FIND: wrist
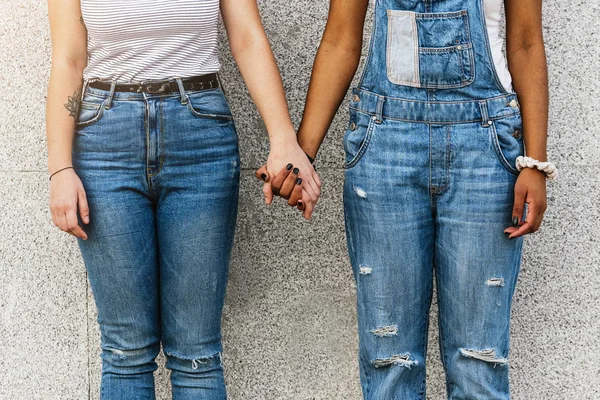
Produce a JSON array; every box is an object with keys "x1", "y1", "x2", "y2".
[
  {"x1": 49, "y1": 166, "x2": 74, "y2": 181},
  {"x1": 268, "y1": 128, "x2": 297, "y2": 148}
]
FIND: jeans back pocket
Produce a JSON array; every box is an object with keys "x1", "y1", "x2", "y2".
[{"x1": 387, "y1": 10, "x2": 474, "y2": 89}]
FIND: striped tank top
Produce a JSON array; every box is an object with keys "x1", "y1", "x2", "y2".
[{"x1": 81, "y1": 0, "x2": 221, "y2": 83}]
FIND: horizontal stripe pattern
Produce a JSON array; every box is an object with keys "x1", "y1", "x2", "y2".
[{"x1": 81, "y1": 0, "x2": 221, "y2": 83}]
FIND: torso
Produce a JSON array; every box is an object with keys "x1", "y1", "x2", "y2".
[{"x1": 81, "y1": 0, "x2": 221, "y2": 83}]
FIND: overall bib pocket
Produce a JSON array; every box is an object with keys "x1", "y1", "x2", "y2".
[{"x1": 387, "y1": 10, "x2": 474, "y2": 89}]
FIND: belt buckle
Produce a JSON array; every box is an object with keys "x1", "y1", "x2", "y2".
[
  {"x1": 145, "y1": 81, "x2": 167, "y2": 94},
  {"x1": 136, "y1": 81, "x2": 146, "y2": 94},
  {"x1": 137, "y1": 80, "x2": 168, "y2": 94}
]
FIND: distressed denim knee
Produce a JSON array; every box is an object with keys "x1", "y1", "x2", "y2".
[{"x1": 101, "y1": 343, "x2": 161, "y2": 375}]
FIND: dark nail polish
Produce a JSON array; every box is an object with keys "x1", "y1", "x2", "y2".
[
  {"x1": 261, "y1": 173, "x2": 267, "y2": 181},
  {"x1": 298, "y1": 201, "x2": 303, "y2": 207},
  {"x1": 296, "y1": 178, "x2": 303, "y2": 185},
  {"x1": 286, "y1": 163, "x2": 293, "y2": 170},
  {"x1": 293, "y1": 167, "x2": 299, "y2": 175},
  {"x1": 512, "y1": 216, "x2": 519, "y2": 226}
]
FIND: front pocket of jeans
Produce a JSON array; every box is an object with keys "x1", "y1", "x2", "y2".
[
  {"x1": 186, "y1": 89, "x2": 233, "y2": 120},
  {"x1": 490, "y1": 115, "x2": 524, "y2": 175},
  {"x1": 343, "y1": 113, "x2": 375, "y2": 169},
  {"x1": 76, "y1": 100, "x2": 106, "y2": 129},
  {"x1": 387, "y1": 9, "x2": 474, "y2": 89}
]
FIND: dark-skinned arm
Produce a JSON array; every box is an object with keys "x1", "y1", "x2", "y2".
[
  {"x1": 296, "y1": 0, "x2": 370, "y2": 159},
  {"x1": 503, "y1": 0, "x2": 549, "y2": 238},
  {"x1": 254, "y1": 0, "x2": 368, "y2": 217}
]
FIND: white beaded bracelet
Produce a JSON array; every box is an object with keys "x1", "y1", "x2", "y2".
[{"x1": 515, "y1": 156, "x2": 558, "y2": 180}]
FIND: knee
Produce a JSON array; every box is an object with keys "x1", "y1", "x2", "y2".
[
  {"x1": 446, "y1": 347, "x2": 510, "y2": 399},
  {"x1": 165, "y1": 351, "x2": 224, "y2": 374},
  {"x1": 101, "y1": 343, "x2": 160, "y2": 374}
]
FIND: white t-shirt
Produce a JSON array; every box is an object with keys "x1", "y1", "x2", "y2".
[
  {"x1": 485, "y1": 0, "x2": 513, "y2": 92},
  {"x1": 81, "y1": 0, "x2": 221, "y2": 83}
]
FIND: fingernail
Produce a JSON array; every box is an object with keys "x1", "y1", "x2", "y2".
[
  {"x1": 286, "y1": 163, "x2": 293, "y2": 170},
  {"x1": 261, "y1": 173, "x2": 267, "y2": 181},
  {"x1": 293, "y1": 167, "x2": 299, "y2": 174},
  {"x1": 298, "y1": 200, "x2": 303, "y2": 207},
  {"x1": 512, "y1": 216, "x2": 519, "y2": 226},
  {"x1": 296, "y1": 178, "x2": 302, "y2": 185}
]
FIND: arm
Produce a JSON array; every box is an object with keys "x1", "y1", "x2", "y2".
[
  {"x1": 46, "y1": 0, "x2": 90, "y2": 239},
  {"x1": 503, "y1": 0, "x2": 548, "y2": 238},
  {"x1": 296, "y1": 0, "x2": 370, "y2": 159},
  {"x1": 221, "y1": 0, "x2": 321, "y2": 218}
]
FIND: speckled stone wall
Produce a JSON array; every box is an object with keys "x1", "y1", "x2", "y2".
[{"x1": 1, "y1": 1, "x2": 599, "y2": 399}]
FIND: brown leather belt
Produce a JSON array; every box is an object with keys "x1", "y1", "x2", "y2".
[{"x1": 88, "y1": 73, "x2": 220, "y2": 94}]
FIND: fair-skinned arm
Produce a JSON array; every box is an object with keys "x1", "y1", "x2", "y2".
[
  {"x1": 221, "y1": 0, "x2": 321, "y2": 219},
  {"x1": 503, "y1": 0, "x2": 549, "y2": 238},
  {"x1": 255, "y1": 0, "x2": 369, "y2": 215},
  {"x1": 46, "y1": 0, "x2": 90, "y2": 240}
]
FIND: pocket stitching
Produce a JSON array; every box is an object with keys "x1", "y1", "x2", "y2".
[
  {"x1": 185, "y1": 93, "x2": 233, "y2": 121},
  {"x1": 490, "y1": 120, "x2": 521, "y2": 176},
  {"x1": 76, "y1": 99, "x2": 107, "y2": 129},
  {"x1": 344, "y1": 117, "x2": 376, "y2": 170},
  {"x1": 387, "y1": 9, "x2": 475, "y2": 89}
]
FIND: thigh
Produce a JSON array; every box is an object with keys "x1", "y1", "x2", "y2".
[
  {"x1": 434, "y1": 121, "x2": 523, "y2": 395},
  {"x1": 76, "y1": 180, "x2": 160, "y2": 355},
  {"x1": 157, "y1": 92, "x2": 240, "y2": 358},
  {"x1": 74, "y1": 94, "x2": 160, "y2": 355},
  {"x1": 343, "y1": 115, "x2": 435, "y2": 398}
]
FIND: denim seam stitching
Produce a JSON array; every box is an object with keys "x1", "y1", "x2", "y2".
[
  {"x1": 349, "y1": 106, "x2": 520, "y2": 124},
  {"x1": 344, "y1": 116, "x2": 376, "y2": 170},
  {"x1": 490, "y1": 120, "x2": 520, "y2": 176},
  {"x1": 75, "y1": 99, "x2": 107, "y2": 129},
  {"x1": 352, "y1": 87, "x2": 515, "y2": 104}
]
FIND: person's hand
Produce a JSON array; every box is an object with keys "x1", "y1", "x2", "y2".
[
  {"x1": 256, "y1": 140, "x2": 321, "y2": 218},
  {"x1": 504, "y1": 168, "x2": 547, "y2": 239},
  {"x1": 256, "y1": 163, "x2": 317, "y2": 219},
  {"x1": 49, "y1": 168, "x2": 90, "y2": 240}
]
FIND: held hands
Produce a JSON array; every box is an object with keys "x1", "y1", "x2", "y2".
[
  {"x1": 504, "y1": 168, "x2": 547, "y2": 238},
  {"x1": 255, "y1": 140, "x2": 322, "y2": 219}
]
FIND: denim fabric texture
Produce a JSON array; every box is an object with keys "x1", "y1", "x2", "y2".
[
  {"x1": 343, "y1": 0, "x2": 525, "y2": 398},
  {"x1": 73, "y1": 81, "x2": 240, "y2": 399}
]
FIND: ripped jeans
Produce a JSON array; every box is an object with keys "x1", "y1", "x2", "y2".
[
  {"x1": 343, "y1": 90, "x2": 524, "y2": 399},
  {"x1": 73, "y1": 83, "x2": 240, "y2": 399}
]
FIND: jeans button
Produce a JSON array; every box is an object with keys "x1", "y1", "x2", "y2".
[
  {"x1": 349, "y1": 122, "x2": 357, "y2": 131},
  {"x1": 512, "y1": 129, "x2": 521, "y2": 139},
  {"x1": 509, "y1": 99, "x2": 519, "y2": 108},
  {"x1": 352, "y1": 94, "x2": 360, "y2": 103}
]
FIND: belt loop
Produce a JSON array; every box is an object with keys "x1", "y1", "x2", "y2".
[
  {"x1": 479, "y1": 100, "x2": 491, "y2": 127},
  {"x1": 216, "y1": 73, "x2": 226, "y2": 95},
  {"x1": 104, "y1": 81, "x2": 117, "y2": 110},
  {"x1": 80, "y1": 79, "x2": 89, "y2": 101},
  {"x1": 375, "y1": 95, "x2": 385, "y2": 124},
  {"x1": 175, "y1": 78, "x2": 188, "y2": 105}
]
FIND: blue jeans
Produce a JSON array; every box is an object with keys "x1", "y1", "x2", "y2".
[
  {"x1": 344, "y1": 89, "x2": 524, "y2": 399},
  {"x1": 73, "y1": 80, "x2": 240, "y2": 399}
]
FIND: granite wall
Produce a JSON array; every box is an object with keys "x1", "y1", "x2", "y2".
[{"x1": 0, "y1": 0, "x2": 599, "y2": 399}]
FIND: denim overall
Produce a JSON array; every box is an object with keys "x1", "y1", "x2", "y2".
[{"x1": 343, "y1": 0, "x2": 524, "y2": 398}]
